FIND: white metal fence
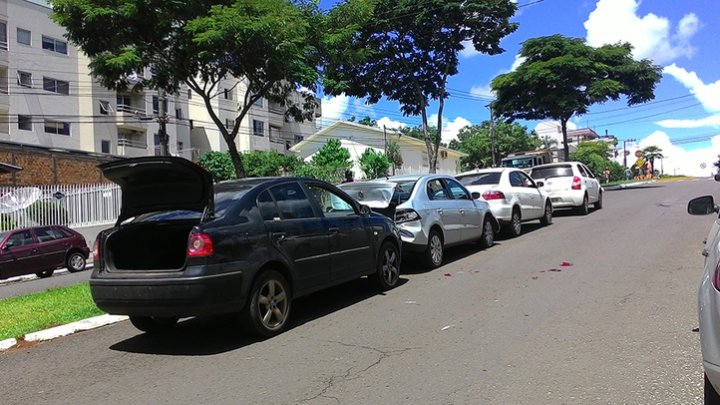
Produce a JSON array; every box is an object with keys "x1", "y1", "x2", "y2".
[{"x1": 0, "y1": 183, "x2": 121, "y2": 231}]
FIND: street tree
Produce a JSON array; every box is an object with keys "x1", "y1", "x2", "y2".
[
  {"x1": 450, "y1": 121, "x2": 539, "y2": 170},
  {"x1": 294, "y1": 138, "x2": 353, "y2": 183},
  {"x1": 52, "y1": 0, "x2": 322, "y2": 178},
  {"x1": 642, "y1": 145, "x2": 664, "y2": 176},
  {"x1": 359, "y1": 148, "x2": 391, "y2": 179},
  {"x1": 385, "y1": 140, "x2": 403, "y2": 175},
  {"x1": 570, "y1": 141, "x2": 623, "y2": 180},
  {"x1": 323, "y1": 0, "x2": 517, "y2": 173},
  {"x1": 197, "y1": 151, "x2": 236, "y2": 182},
  {"x1": 491, "y1": 34, "x2": 663, "y2": 161},
  {"x1": 243, "y1": 150, "x2": 302, "y2": 177}
]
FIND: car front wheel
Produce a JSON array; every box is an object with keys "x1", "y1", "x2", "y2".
[
  {"x1": 424, "y1": 230, "x2": 444, "y2": 269},
  {"x1": 35, "y1": 269, "x2": 54, "y2": 278},
  {"x1": 129, "y1": 316, "x2": 178, "y2": 333},
  {"x1": 241, "y1": 270, "x2": 291, "y2": 338},
  {"x1": 66, "y1": 252, "x2": 86, "y2": 273},
  {"x1": 372, "y1": 242, "x2": 400, "y2": 290}
]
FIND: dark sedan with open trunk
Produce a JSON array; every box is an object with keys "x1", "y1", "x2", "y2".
[{"x1": 89, "y1": 157, "x2": 401, "y2": 337}]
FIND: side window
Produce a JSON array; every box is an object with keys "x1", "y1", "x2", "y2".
[
  {"x1": 53, "y1": 226, "x2": 74, "y2": 238},
  {"x1": 257, "y1": 190, "x2": 280, "y2": 221},
  {"x1": 269, "y1": 183, "x2": 316, "y2": 220},
  {"x1": 509, "y1": 171, "x2": 524, "y2": 187},
  {"x1": 5, "y1": 230, "x2": 34, "y2": 248},
  {"x1": 576, "y1": 165, "x2": 588, "y2": 178},
  {"x1": 307, "y1": 184, "x2": 356, "y2": 217},
  {"x1": 444, "y1": 179, "x2": 470, "y2": 200},
  {"x1": 518, "y1": 172, "x2": 535, "y2": 188},
  {"x1": 35, "y1": 227, "x2": 58, "y2": 242},
  {"x1": 582, "y1": 165, "x2": 596, "y2": 178},
  {"x1": 426, "y1": 179, "x2": 450, "y2": 200}
]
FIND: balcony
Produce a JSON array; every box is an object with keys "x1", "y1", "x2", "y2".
[
  {"x1": 116, "y1": 103, "x2": 151, "y2": 131},
  {"x1": 117, "y1": 132, "x2": 148, "y2": 157}
]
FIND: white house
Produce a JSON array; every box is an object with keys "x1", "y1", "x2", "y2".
[{"x1": 289, "y1": 121, "x2": 466, "y2": 179}]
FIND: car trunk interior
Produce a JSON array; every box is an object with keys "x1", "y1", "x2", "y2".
[{"x1": 107, "y1": 221, "x2": 198, "y2": 270}]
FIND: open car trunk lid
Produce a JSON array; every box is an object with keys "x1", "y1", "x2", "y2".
[
  {"x1": 338, "y1": 181, "x2": 398, "y2": 209},
  {"x1": 100, "y1": 156, "x2": 214, "y2": 225}
]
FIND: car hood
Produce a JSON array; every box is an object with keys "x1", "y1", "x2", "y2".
[
  {"x1": 338, "y1": 181, "x2": 397, "y2": 209},
  {"x1": 100, "y1": 156, "x2": 214, "y2": 224}
]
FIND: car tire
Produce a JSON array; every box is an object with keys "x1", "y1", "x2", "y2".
[
  {"x1": 424, "y1": 229, "x2": 444, "y2": 269},
  {"x1": 540, "y1": 201, "x2": 553, "y2": 226},
  {"x1": 706, "y1": 373, "x2": 720, "y2": 404},
  {"x1": 129, "y1": 316, "x2": 178, "y2": 333},
  {"x1": 505, "y1": 209, "x2": 522, "y2": 238},
  {"x1": 66, "y1": 252, "x2": 86, "y2": 273},
  {"x1": 576, "y1": 194, "x2": 590, "y2": 215},
  {"x1": 241, "y1": 270, "x2": 291, "y2": 338},
  {"x1": 595, "y1": 191, "x2": 603, "y2": 210},
  {"x1": 35, "y1": 269, "x2": 54, "y2": 278},
  {"x1": 371, "y1": 242, "x2": 400, "y2": 291},
  {"x1": 479, "y1": 217, "x2": 495, "y2": 249}
]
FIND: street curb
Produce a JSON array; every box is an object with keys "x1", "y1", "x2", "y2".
[{"x1": 0, "y1": 314, "x2": 128, "y2": 352}]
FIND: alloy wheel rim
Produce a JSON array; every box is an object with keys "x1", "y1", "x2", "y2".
[
  {"x1": 382, "y1": 249, "x2": 399, "y2": 284},
  {"x1": 70, "y1": 255, "x2": 84, "y2": 270},
  {"x1": 513, "y1": 214, "x2": 521, "y2": 234},
  {"x1": 430, "y1": 235, "x2": 442, "y2": 265},
  {"x1": 484, "y1": 222, "x2": 494, "y2": 245},
  {"x1": 257, "y1": 280, "x2": 288, "y2": 330}
]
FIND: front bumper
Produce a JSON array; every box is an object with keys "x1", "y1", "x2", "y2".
[{"x1": 90, "y1": 269, "x2": 246, "y2": 317}]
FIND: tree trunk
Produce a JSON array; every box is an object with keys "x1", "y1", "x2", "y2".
[
  {"x1": 561, "y1": 117, "x2": 570, "y2": 162},
  {"x1": 420, "y1": 107, "x2": 436, "y2": 174},
  {"x1": 225, "y1": 135, "x2": 246, "y2": 178}
]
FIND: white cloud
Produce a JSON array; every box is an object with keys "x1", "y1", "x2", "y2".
[
  {"x1": 656, "y1": 115, "x2": 720, "y2": 129},
  {"x1": 510, "y1": 55, "x2": 526, "y2": 71},
  {"x1": 664, "y1": 64, "x2": 720, "y2": 113},
  {"x1": 320, "y1": 94, "x2": 350, "y2": 127},
  {"x1": 584, "y1": 0, "x2": 698, "y2": 63},
  {"x1": 460, "y1": 40, "x2": 480, "y2": 59},
  {"x1": 429, "y1": 114, "x2": 472, "y2": 144},
  {"x1": 376, "y1": 117, "x2": 408, "y2": 130},
  {"x1": 470, "y1": 84, "x2": 495, "y2": 99},
  {"x1": 626, "y1": 131, "x2": 720, "y2": 177}
]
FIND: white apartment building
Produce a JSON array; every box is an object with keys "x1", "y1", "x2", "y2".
[{"x1": 0, "y1": 0, "x2": 319, "y2": 161}]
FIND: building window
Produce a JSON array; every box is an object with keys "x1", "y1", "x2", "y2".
[
  {"x1": 17, "y1": 28, "x2": 31, "y2": 45},
  {"x1": 225, "y1": 119, "x2": 235, "y2": 130},
  {"x1": 293, "y1": 134, "x2": 304, "y2": 144},
  {"x1": 101, "y1": 140, "x2": 111, "y2": 154},
  {"x1": 44, "y1": 120, "x2": 70, "y2": 136},
  {"x1": 175, "y1": 108, "x2": 182, "y2": 119},
  {"x1": 41, "y1": 36, "x2": 68, "y2": 55},
  {"x1": 18, "y1": 115, "x2": 32, "y2": 131},
  {"x1": 189, "y1": 119, "x2": 194, "y2": 130},
  {"x1": 253, "y1": 120, "x2": 264, "y2": 137},
  {"x1": 99, "y1": 100, "x2": 111, "y2": 115},
  {"x1": 151, "y1": 96, "x2": 168, "y2": 115},
  {"x1": 187, "y1": 89, "x2": 192, "y2": 100},
  {"x1": 43, "y1": 77, "x2": 70, "y2": 95},
  {"x1": 253, "y1": 97, "x2": 264, "y2": 108},
  {"x1": 223, "y1": 88, "x2": 232, "y2": 100},
  {"x1": 0, "y1": 22, "x2": 6, "y2": 50},
  {"x1": 17, "y1": 71, "x2": 32, "y2": 88},
  {"x1": 177, "y1": 141, "x2": 184, "y2": 154}
]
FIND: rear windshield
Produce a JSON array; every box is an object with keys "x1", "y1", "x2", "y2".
[
  {"x1": 531, "y1": 165, "x2": 574, "y2": 179},
  {"x1": 456, "y1": 172, "x2": 501, "y2": 186}
]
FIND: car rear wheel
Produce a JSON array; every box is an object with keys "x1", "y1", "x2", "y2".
[
  {"x1": 505, "y1": 209, "x2": 522, "y2": 238},
  {"x1": 372, "y1": 242, "x2": 400, "y2": 290},
  {"x1": 424, "y1": 230, "x2": 444, "y2": 269},
  {"x1": 66, "y1": 252, "x2": 86, "y2": 273},
  {"x1": 479, "y1": 217, "x2": 494, "y2": 249},
  {"x1": 595, "y1": 192, "x2": 603, "y2": 210},
  {"x1": 129, "y1": 316, "x2": 178, "y2": 333},
  {"x1": 241, "y1": 270, "x2": 291, "y2": 338},
  {"x1": 35, "y1": 269, "x2": 54, "y2": 278},
  {"x1": 706, "y1": 373, "x2": 720, "y2": 403},
  {"x1": 540, "y1": 201, "x2": 553, "y2": 226},
  {"x1": 576, "y1": 194, "x2": 590, "y2": 215}
]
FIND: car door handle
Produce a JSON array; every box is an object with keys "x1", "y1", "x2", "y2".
[
  {"x1": 437, "y1": 209, "x2": 443, "y2": 215},
  {"x1": 271, "y1": 232, "x2": 287, "y2": 243},
  {"x1": 459, "y1": 209, "x2": 465, "y2": 215},
  {"x1": 328, "y1": 226, "x2": 340, "y2": 233}
]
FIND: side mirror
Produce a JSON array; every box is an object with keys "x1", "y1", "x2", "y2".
[
  {"x1": 688, "y1": 195, "x2": 718, "y2": 215},
  {"x1": 359, "y1": 204, "x2": 371, "y2": 216},
  {"x1": 471, "y1": 191, "x2": 481, "y2": 199},
  {"x1": 2, "y1": 243, "x2": 12, "y2": 250},
  {"x1": 536, "y1": 181, "x2": 544, "y2": 188}
]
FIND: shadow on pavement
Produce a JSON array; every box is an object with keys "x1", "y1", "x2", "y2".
[{"x1": 109, "y1": 277, "x2": 408, "y2": 356}]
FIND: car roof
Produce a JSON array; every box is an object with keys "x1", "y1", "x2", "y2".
[
  {"x1": 456, "y1": 168, "x2": 509, "y2": 176},
  {"x1": 384, "y1": 173, "x2": 454, "y2": 182},
  {"x1": 531, "y1": 162, "x2": 578, "y2": 169}
]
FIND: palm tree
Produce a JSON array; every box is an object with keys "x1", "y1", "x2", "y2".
[
  {"x1": 643, "y1": 145, "x2": 664, "y2": 177},
  {"x1": 385, "y1": 140, "x2": 403, "y2": 175}
]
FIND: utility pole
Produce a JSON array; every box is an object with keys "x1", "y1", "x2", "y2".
[
  {"x1": 383, "y1": 125, "x2": 387, "y2": 153},
  {"x1": 487, "y1": 104, "x2": 496, "y2": 167},
  {"x1": 158, "y1": 90, "x2": 170, "y2": 156},
  {"x1": 622, "y1": 138, "x2": 636, "y2": 169}
]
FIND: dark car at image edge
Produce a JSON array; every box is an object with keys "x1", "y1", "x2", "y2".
[{"x1": 90, "y1": 156, "x2": 402, "y2": 337}]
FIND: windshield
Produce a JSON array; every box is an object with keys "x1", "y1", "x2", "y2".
[
  {"x1": 531, "y1": 165, "x2": 574, "y2": 179},
  {"x1": 501, "y1": 157, "x2": 533, "y2": 168},
  {"x1": 456, "y1": 172, "x2": 501, "y2": 186}
]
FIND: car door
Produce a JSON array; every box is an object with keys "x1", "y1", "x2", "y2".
[
  {"x1": 34, "y1": 226, "x2": 67, "y2": 269},
  {"x1": 516, "y1": 171, "x2": 543, "y2": 219},
  {"x1": 443, "y1": 178, "x2": 483, "y2": 241},
  {"x1": 424, "y1": 177, "x2": 463, "y2": 244},
  {"x1": 258, "y1": 182, "x2": 330, "y2": 295},
  {"x1": 305, "y1": 182, "x2": 374, "y2": 281},
  {"x1": 579, "y1": 164, "x2": 600, "y2": 202},
  {"x1": 0, "y1": 230, "x2": 41, "y2": 279}
]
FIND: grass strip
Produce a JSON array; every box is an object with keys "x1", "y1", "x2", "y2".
[{"x1": 0, "y1": 283, "x2": 104, "y2": 340}]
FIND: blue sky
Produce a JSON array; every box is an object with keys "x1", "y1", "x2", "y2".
[{"x1": 317, "y1": 0, "x2": 720, "y2": 176}]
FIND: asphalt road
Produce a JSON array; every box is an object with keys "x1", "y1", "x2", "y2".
[{"x1": 0, "y1": 178, "x2": 715, "y2": 404}]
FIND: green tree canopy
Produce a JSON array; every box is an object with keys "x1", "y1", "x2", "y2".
[
  {"x1": 450, "y1": 121, "x2": 539, "y2": 170},
  {"x1": 491, "y1": 34, "x2": 663, "y2": 161},
  {"x1": 570, "y1": 141, "x2": 624, "y2": 180},
  {"x1": 52, "y1": 0, "x2": 322, "y2": 178},
  {"x1": 324, "y1": 0, "x2": 517, "y2": 173},
  {"x1": 243, "y1": 150, "x2": 302, "y2": 177},
  {"x1": 642, "y1": 145, "x2": 664, "y2": 175},
  {"x1": 359, "y1": 148, "x2": 390, "y2": 179},
  {"x1": 385, "y1": 140, "x2": 403, "y2": 175},
  {"x1": 197, "y1": 151, "x2": 236, "y2": 182},
  {"x1": 294, "y1": 138, "x2": 353, "y2": 184}
]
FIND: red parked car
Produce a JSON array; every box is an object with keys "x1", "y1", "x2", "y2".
[{"x1": 0, "y1": 225, "x2": 90, "y2": 279}]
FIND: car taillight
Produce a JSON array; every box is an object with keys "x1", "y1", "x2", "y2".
[
  {"x1": 482, "y1": 190, "x2": 505, "y2": 200},
  {"x1": 395, "y1": 209, "x2": 421, "y2": 224},
  {"x1": 571, "y1": 176, "x2": 582, "y2": 190},
  {"x1": 187, "y1": 232, "x2": 214, "y2": 257},
  {"x1": 92, "y1": 238, "x2": 100, "y2": 262}
]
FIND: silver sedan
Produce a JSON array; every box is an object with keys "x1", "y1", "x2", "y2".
[{"x1": 339, "y1": 174, "x2": 498, "y2": 269}]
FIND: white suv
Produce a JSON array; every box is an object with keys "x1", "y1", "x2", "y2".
[{"x1": 529, "y1": 162, "x2": 603, "y2": 215}]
